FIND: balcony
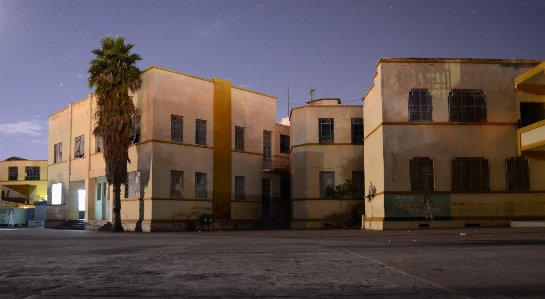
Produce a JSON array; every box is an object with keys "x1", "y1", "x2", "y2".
[
  {"x1": 261, "y1": 156, "x2": 290, "y2": 173},
  {"x1": 515, "y1": 62, "x2": 545, "y2": 160}
]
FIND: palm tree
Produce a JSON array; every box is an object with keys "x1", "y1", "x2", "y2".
[{"x1": 88, "y1": 36, "x2": 142, "y2": 232}]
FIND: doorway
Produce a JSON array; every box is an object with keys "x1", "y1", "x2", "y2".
[
  {"x1": 262, "y1": 178, "x2": 271, "y2": 221},
  {"x1": 77, "y1": 189, "x2": 86, "y2": 219}
]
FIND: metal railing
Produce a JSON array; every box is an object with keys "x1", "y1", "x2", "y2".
[{"x1": 262, "y1": 156, "x2": 290, "y2": 171}]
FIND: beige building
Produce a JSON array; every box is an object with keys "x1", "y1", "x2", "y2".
[
  {"x1": 47, "y1": 66, "x2": 290, "y2": 231},
  {"x1": 0, "y1": 157, "x2": 47, "y2": 207},
  {"x1": 290, "y1": 98, "x2": 364, "y2": 229},
  {"x1": 363, "y1": 58, "x2": 545, "y2": 230}
]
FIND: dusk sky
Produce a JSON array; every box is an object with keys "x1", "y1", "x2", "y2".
[{"x1": 0, "y1": 0, "x2": 544, "y2": 160}]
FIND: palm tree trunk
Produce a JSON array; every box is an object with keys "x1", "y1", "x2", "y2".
[{"x1": 111, "y1": 183, "x2": 124, "y2": 232}]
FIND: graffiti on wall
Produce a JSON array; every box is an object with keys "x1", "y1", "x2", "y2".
[{"x1": 385, "y1": 194, "x2": 451, "y2": 219}]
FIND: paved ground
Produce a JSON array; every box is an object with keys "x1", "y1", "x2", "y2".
[{"x1": 1, "y1": 227, "x2": 545, "y2": 298}]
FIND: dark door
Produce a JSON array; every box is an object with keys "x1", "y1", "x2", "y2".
[{"x1": 262, "y1": 178, "x2": 271, "y2": 220}]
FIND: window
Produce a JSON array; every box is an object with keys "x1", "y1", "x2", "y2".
[
  {"x1": 54, "y1": 142, "x2": 62, "y2": 163},
  {"x1": 351, "y1": 118, "x2": 364, "y2": 144},
  {"x1": 74, "y1": 135, "x2": 85, "y2": 158},
  {"x1": 410, "y1": 157, "x2": 435, "y2": 190},
  {"x1": 97, "y1": 136, "x2": 103, "y2": 153},
  {"x1": 97, "y1": 182, "x2": 102, "y2": 201},
  {"x1": 451, "y1": 157, "x2": 489, "y2": 191},
  {"x1": 235, "y1": 176, "x2": 245, "y2": 200},
  {"x1": 25, "y1": 166, "x2": 40, "y2": 180},
  {"x1": 319, "y1": 171, "x2": 335, "y2": 198},
  {"x1": 448, "y1": 89, "x2": 487, "y2": 122},
  {"x1": 171, "y1": 115, "x2": 183, "y2": 142},
  {"x1": 170, "y1": 170, "x2": 183, "y2": 198},
  {"x1": 280, "y1": 134, "x2": 290, "y2": 153},
  {"x1": 196, "y1": 119, "x2": 206, "y2": 145},
  {"x1": 506, "y1": 157, "x2": 530, "y2": 190},
  {"x1": 319, "y1": 118, "x2": 334, "y2": 143},
  {"x1": 263, "y1": 130, "x2": 272, "y2": 169},
  {"x1": 352, "y1": 171, "x2": 365, "y2": 198},
  {"x1": 235, "y1": 126, "x2": 244, "y2": 151},
  {"x1": 8, "y1": 167, "x2": 17, "y2": 181},
  {"x1": 125, "y1": 171, "x2": 140, "y2": 198},
  {"x1": 52, "y1": 183, "x2": 62, "y2": 205},
  {"x1": 195, "y1": 172, "x2": 207, "y2": 198},
  {"x1": 408, "y1": 89, "x2": 432, "y2": 122},
  {"x1": 130, "y1": 115, "x2": 141, "y2": 144}
]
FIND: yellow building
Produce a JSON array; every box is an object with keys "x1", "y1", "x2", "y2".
[
  {"x1": 0, "y1": 157, "x2": 47, "y2": 207},
  {"x1": 47, "y1": 66, "x2": 290, "y2": 231},
  {"x1": 290, "y1": 98, "x2": 365, "y2": 229},
  {"x1": 363, "y1": 58, "x2": 545, "y2": 230}
]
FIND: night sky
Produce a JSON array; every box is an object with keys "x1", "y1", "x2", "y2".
[{"x1": 1, "y1": 0, "x2": 544, "y2": 160}]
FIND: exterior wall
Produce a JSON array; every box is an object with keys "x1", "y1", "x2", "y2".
[
  {"x1": 47, "y1": 66, "x2": 284, "y2": 231},
  {"x1": 290, "y1": 102, "x2": 364, "y2": 229},
  {"x1": 0, "y1": 159, "x2": 48, "y2": 206},
  {"x1": 363, "y1": 58, "x2": 545, "y2": 230}
]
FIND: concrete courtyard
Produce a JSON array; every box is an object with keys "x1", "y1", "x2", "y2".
[{"x1": 1, "y1": 227, "x2": 544, "y2": 298}]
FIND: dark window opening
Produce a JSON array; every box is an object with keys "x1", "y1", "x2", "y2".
[
  {"x1": 280, "y1": 134, "x2": 290, "y2": 153},
  {"x1": 352, "y1": 171, "x2": 365, "y2": 198},
  {"x1": 235, "y1": 126, "x2": 244, "y2": 151},
  {"x1": 131, "y1": 115, "x2": 141, "y2": 144},
  {"x1": 410, "y1": 157, "x2": 435, "y2": 191},
  {"x1": 319, "y1": 118, "x2": 334, "y2": 144},
  {"x1": 506, "y1": 157, "x2": 530, "y2": 190},
  {"x1": 196, "y1": 119, "x2": 206, "y2": 145},
  {"x1": 74, "y1": 135, "x2": 85, "y2": 158},
  {"x1": 448, "y1": 89, "x2": 487, "y2": 122},
  {"x1": 8, "y1": 167, "x2": 18, "y2": 181},
  {"x1": 25, "y1": 166, "x2": 40, "y2": 181},
  {"x1": 351, "y1": 118, "x2": 364, "y2": 144},
  {"x1": 171, "y1": 115, "x2": 183, "y2": 142},
  {"x1": 408, "y1": 89, "x2": 432, "y2": 122},
  {"x1": 520, "y1": 102, "x2": 545, "y2": 127},
  {"x1": 451, "y1": 157, "x2": 490, "y2": 191},
  {"x1": 170, "y1": 170, "x2": 183, "y2": 198}
]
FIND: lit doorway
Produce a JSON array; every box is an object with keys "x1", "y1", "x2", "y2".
[{"x1": 77, "y1": 189, "x2": 86, "y2": 219}]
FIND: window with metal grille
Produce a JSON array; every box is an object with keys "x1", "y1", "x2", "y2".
[
  {"x1": 506, "y1": 157, "x2": 530, "y2": 190},
  {"x1": 448, "y1": 89, "x2": 487, "y2": 122},
  {"x1": 319, "y1": 171, "x2": 335, "y2": 198},
  {"x1": 408, "y1": 89, "x2": 432, "y2": 122},
  {"x1": 170, "y1": 170, "x2": 183, "y2": 198},
  {"x1": 130, "y1": 115, "x2": 141, "y2": 144},
  {"x1": 54, "y1": 142, "x2": 63, "y2": 163},
  {"x1": 451, "y1": 157, "x2": 490, "y2": 191},
  {"x1": 97, "y1": 136, "x2": 103, "y2": 152},
  {"x1": 410, "y1": 157, "x2": 435, "y2": 190},
  {"x1": 8, "y1": 167, "x2": 18, "y2": 181},
  {"x1": 171, "y1": 115, "x2": 183, "y2": 142},
  {"x1": 235, "y1": 126, "x2": 244, "y2": 151},
  {"x1": 352, "y1": 171, "x2": 365, "y2": 198},
  {"x1": 263, "y1": 130, "x2": 272, "y2": 169},
  {"x1": 196, "y1": 119, "x2": 206, "y2": 145},
  {"x1": 351, "y1": 118, "x2": 364, "y2": 144},
  {"x1": 235, "y1": 176, "x2": 245, "y2": 200},
  {"x1": 195, "y1": 172, "x2": 207, "y2": 198},
  {"x1": 319, "y1": 118, "x2": 334, "y2": 144},
  {"x1": 25, "y1": 166, "x2": 40, "y2": 181},
  {"x1": 280, "y1": 134, "x2": 290, "y2": 153},
  {"x1": 125, "y1": 171, "x2": 140, "y2": 198},
  {"x1": 74, "y1": 135, "x2": 85, "y2": 158}
]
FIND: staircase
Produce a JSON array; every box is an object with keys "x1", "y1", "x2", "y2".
[
  {"x1": 52, "y1": 220, "x2": 85, "y2": 230},
  {"x1": 85, "y1": 220, "x2": 112, "y2": 231}
]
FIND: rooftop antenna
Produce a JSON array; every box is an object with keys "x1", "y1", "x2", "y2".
[
  {"x1": 309, "y1": 89, "x2": 315, "y2": 105},
  {"x1": 287, "y1": 87, "x2": 290, "y2": 116}
]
